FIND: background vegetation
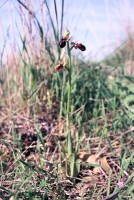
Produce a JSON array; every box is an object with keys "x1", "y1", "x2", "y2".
[{"x1": 0, "y1": 0, "x2": 134, "y2": 199}]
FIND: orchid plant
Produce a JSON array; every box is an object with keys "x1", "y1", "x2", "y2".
[{"x1": 55, "y1": 30, "x2": 86, "y2": 177}]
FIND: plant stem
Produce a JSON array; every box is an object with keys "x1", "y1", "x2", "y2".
[
  {"x1": 59, "y1": 72, "x2": 65, "y2": 118},
  {"x1": 66, "y1": 41, "x2": 73, "y2": 155},
  {"x1": 67, "y1": 41, "x2": 71, "y2": 114}
]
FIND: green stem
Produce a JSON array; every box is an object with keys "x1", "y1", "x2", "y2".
[
  {"x1": 67, "y1": 67, "x2": 71, "y2": 116},
  {"x1": 66, "y1": 41, "x2": 73, "y2": 155},
  {"x1": 59, "y1": 72, "x2": 65, "y2": 118},
  {"x1": 67, "y1": 41, "x2": 71, "y2": 115}
]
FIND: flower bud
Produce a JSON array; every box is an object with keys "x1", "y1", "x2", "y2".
[{"x1": 65, "y1": 29, "x2": 70, "y2": 39}]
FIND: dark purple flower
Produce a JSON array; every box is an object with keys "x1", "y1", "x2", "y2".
[
  {"x1": 58, "y1": 37, "x2": 66, "y2": 48},
  {"x1": 76, "y1": 43, "x2": 86, "y2": 51},
  {"x1": 71, "y1": 42, "x2": 86, "y2": 51},
  {"x1": 55, "y1": 62, "x2": 64, "y2": 72}
]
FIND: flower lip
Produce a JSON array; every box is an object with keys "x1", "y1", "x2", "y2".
[
  {"x1": 58, "y1": 31, "x2": 70, "y2": 48},
  {"x1": 55, "y1": 62, "x2": 64, "y2": 72},
  {"x1": 58, "y1": 37, "x2": 66, "y2": 48},
  {"x1": 71, "y1": 42, "x2": 86, "y2": 51},
  {"x1": 76, "y1": 43, "x2": 86, "y2": 51}
]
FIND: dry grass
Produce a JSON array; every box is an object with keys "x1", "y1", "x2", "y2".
[{"x1": 0, "y1": 0, "x2": 134, "y2": 199}]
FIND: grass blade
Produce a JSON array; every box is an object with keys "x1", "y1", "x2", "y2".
[
  {"x1": 54, "y1": 0, "x2": 59, "y2": 36},
  {"x1": 60, "y1": 0, "x2": 64, "y2": 36}
]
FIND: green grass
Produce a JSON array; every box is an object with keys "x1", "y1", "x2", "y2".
[{"x1": 0, "y1": 0, "x2": 134, "y2": 199}]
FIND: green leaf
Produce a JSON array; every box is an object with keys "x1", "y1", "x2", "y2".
[{"x1": 69, "y1": 153, "x2": 80, "y2": 177}]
